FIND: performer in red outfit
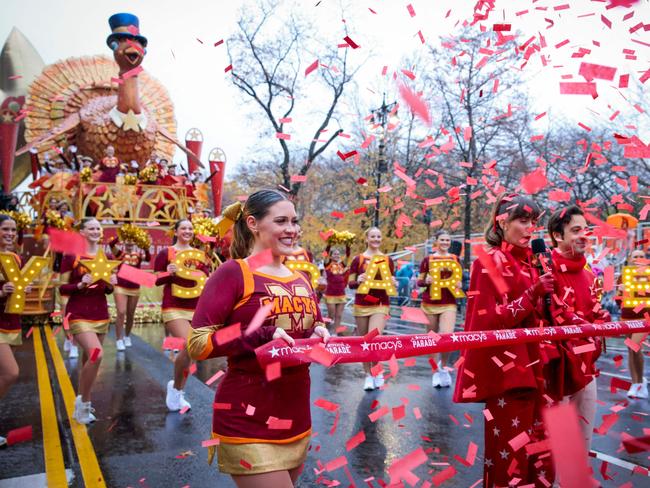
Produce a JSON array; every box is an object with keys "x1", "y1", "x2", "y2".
[
  {"x1": 348, "y1": 227, "x2": 396, "y2": 391},
  {"x1": 618, "y1": 248, "x2": 649, "y2": 398},
  {"x1": 417, "y1": 230, "x2": 461, "y2": 389},
  {"x1": 154, "y1": 219, "x2": 209, "y2": 412},
  {"x1": 96, "y1": 145, "x2": 122, "y2": 183},
  {"x1": 323, "y1": 244, "x2": 350, "y2": 334},
  {"x1": 109, "y1": 234, "x2": 151, "y2": 350},
  {"x1": 59, "y1": 218, "x2": 117, "y2": 424},
  {"x1": 453, "y1": 193, "x2": 555, "y2": 488},
  {"x1": 188, "y1": 189, "x2": 329, "y2": 487},
  {"x1": 0, "y1": 215, "x2": 33, "y2": 447},
  {"x1": 546, "y1": 205, "x2": 610, "y2": 449}
]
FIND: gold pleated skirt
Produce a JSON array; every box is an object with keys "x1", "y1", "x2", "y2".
[
  {"x1": 324, "y1": 295, "x2": 347, "y2": 305},
  {"x1": 216, "y1": 435, "x2": 310, "y2": 475},
  {"x1": 115, "y1": 286, "x2": 141, "y2": 297},
  {"x1": 70, "y1": 320, "x2": 109, "y2": 335},
  {"x1": 162, "y1": 309, "x2": 194, "y2": 323},
  {"x1": 421, "y1": 304, "x2": 457, "y2": 315},
  {"x1": 352, "y1": 304, "x2": 390, "y2": 317},
  {"x1": 0, "y1": 330, "x2": 21, "y2": 346}
]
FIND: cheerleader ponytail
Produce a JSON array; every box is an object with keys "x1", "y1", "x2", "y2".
[{"x1": 229, "y1": 189, "x2": 288, "y2": 259}]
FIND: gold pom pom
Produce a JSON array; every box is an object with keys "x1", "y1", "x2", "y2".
[
  {"x1": 79, "y1": 167, "x2": 92, "y2": 182},
  {"x1": 117, "y1": 223, "x2": 151, "y2": 250},
  {"x1": 0, "y1": 210, "x2": 32, "y2": 232}
]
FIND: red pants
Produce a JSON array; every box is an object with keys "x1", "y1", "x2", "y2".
[{"x1": 484, "y1": 389, "x2": 554, "y2": 487}]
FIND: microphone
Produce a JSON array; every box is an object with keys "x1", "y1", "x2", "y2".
[
  {"x1": 450, "y1": 240, "x2": 463, "y2": 257},
  {"x1": 531, "y1": 238, "x2": 553, "y2": 323}
]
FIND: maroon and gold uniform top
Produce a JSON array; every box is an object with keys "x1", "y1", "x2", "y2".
[
  {"x1": 324, "y1": 261, "x2": 349, "y2": 298},
  {"x1": 417, "y1": 254, "x2": 460, "y2": 306},
  {"x1": 110, "y1": 241, "x2": 151, "y2": 290},
  {"x1": 154, "y1": 247, "x2": 209, "y2": 319},
  {"x1": 0, "y1": 253, "x2": 23, "y2": 344},
  {"x1": 348, "y1": 254, "x2": 395, "y2": 316},
  {"x1": 59, "y1": 254, "x2": 113, "y2": 333},
  {"x1": 189, "y1": 259, "x2": 322, "y2": 445}
]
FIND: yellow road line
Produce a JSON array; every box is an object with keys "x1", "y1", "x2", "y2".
[
  {"x1": 33, "y1": 327, "x2": 68, "y2": 487},
  {"x1": 44, "y1": 327, "x2": 106, "y2": 487}
]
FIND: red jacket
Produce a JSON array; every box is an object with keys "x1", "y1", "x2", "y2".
[
  {"x1": 547, "y1": 250, "x2": 610, "y2": 397},
  {"x1": 453, "y1": 245, "x2": 545, "y2": 403}
]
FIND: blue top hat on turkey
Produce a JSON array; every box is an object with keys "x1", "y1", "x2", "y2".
[{"x1": 106, "y1": 13, "x2": 148, "y2": 49}]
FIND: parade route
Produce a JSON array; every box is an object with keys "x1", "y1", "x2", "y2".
[{"x1": 1, "y1": 313, "x2": 648, "y2": 487}]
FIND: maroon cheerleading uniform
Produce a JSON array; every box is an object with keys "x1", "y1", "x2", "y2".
[
  {"x1": 188, "y1": 259, "x2": 322, "y2": 475},
  {"x1": 110, "y1": 239, "x2": 151, "y2": 297},
  {"x1": 323, "y1": 261, "x2": 349, "y2": 304},
  {"x1": 417, "y1": 254, "x2": 460, "y2": 315},
  {"x1": 0, "y1": 253, "x2": 23, "y2": 346},
  {"x1": 154, "y1": 247, "x2": 209, "y2": 322},
  {"x1": 59, "y1": 254, "x2": 113, "y2": 335},
  {"x1": 348, "y1": 254, "x2": 395, "y2": 317}
]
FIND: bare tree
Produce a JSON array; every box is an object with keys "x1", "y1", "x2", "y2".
[{"x1": 227, "y1": 0, "x2": 359, "y2": 199}]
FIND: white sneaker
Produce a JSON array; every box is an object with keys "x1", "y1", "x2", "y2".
[
  {"x1": 73, "y1": 395, "x2": 96, "y2": 424},
  {"x1": 637, "y1": 379, "x2": 649, "y2": 399},
  {"x1": 373, "y1": 374, "x2": 385, "y2": 389},
  {"x1": 0, "y1": 435, "x2": 6, "y2": 448},
  {"x1": 124, "y1": 336, "x2": 132, "y2": 347},
  {"x1": 439, "y1": 370, "x2": 452, "y2": 388},
  {"x1": 166, "y1": 380, "x2": 191, "y2": 411},
  {"x1": 64, "y1": 338, "x2": 71, "y2": 352},
  {"x1": 432, "y1": 372, "x2": 441, "y2": 388},
  {"x1": 363, "y1": 375, "x2": 375, "y2": 391},
  {"x1": 68, "y1": 345, "x2": 79, "y2": 359},
  {"x1": 627, "y1": 383, "x2": 641, "y2": 398},
  {"x1": 116, "y1": 339, "x2": 126, "y2": 351}
]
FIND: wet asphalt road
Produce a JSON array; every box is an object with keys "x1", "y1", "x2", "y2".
[{"x1": 0, "y1": 309, "x2": 648, "y2": 487}]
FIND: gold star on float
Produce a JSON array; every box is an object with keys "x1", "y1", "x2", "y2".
[
  {"x1": 121, "y1": 109, "x2": 142, "y2": 132},
  {"x1": 80, "y1": 247, "x2": 121, "y2": 285}
]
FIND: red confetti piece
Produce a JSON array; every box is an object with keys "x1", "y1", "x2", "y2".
[
  {"x1": 346, "y1": 430, "x2": 366, "y2": 451},
  {"x1": 214, "y1": 39, "x2": 224, "y2": 47},
  {"x1": 245, "y1": 303, "x2": 274, "y2": 337},
  {"x1": 309, "y1": 344, "x2": 334, "y2": 366},
  {"x1": 342, "y1": 36, "x2": 359, "y2": 49},
  {"x1": 162, "y1": 336, "x2": 186, "y2": 351},
  {"x1": 290, "y1": 174, "x2": 307, "y2": 183},
  {"x1": 213, "y1": 402, "x2": 232, "y2": 410},
  {"x1": 305, "y1": 59, "x2": 319, "y2": 76},
  {"x1": 265, "y1": 361, "x2": 281, "y2": 381},
  {"x1": 90, "y1": 348, "x2": 101, "y2": 363},
  {"x1": 543, "y1": 404, "x2": 591, "y2": 486},
  {"x1": 246, "y1": 249, "x2": 274, "y2": 271},
  {"x1": 267, "y1": 417, "x2": 292, "y2": 429},
  {"x1": 326, "y1": 455, "x2": 348, "y2": 471},
  {"x1": 215, "y1": 323, "x2": 241, "y2": 345},
  {"x1": 201, "y1": 438, "x2": 220, "y2": 447},
  {"x1": 118, "y1": 264, "x2": 157, "y2": 288},
  {"x1": 6, "y1": 425, "x2": 32, "y2": 445},
  {"x1": 47, "y1": 228, "x2": 87, "y2": 255},
  {"x1": 559, "y1": 82, "x2": 597, "y2": 96},
  {"x1": 276, "y1": 132, "x2": 291, "y2": 140},
  {"x1": 224, "y1": 64, "x2": 233, "y2": 73},
  {"x1": 314, "y1": 398, "x2": 339, "y2": 411},
  {"x1": 121, "y1": 65, "x2": 143, "y2": 79},
  {"x1": 239, "y1": 459, "x2": 252, "y2": 470},
  {"x1": 205, "y1": 370, "x2": 225, "y2": 386},
  {"x1": 579, "y1": 62, "x2": 617, "y2": 81},
  {"x1": 330, "y1": 211, "x2": 345, "y2": 219},
  {"x1": 432, "y1": 465, "x2": 457, "y2": 486},
  {"x1": 398, "y1": 83, "x2": 431, "y2": 125}
]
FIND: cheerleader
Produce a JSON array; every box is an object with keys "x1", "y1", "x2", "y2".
[
  {"x1": 0, "y1": 215, "x2": 32, "y2": 446},
  {"x1": 417, "y1": 230, "x2": 460, "y2": 388},
  {"x1": 323, "y1": 244, "x2": 351, "y2": 334},
  {"x1": 188, "y1": 189, "x2": 329, "y2": 487},
  {"x1": 619, "y1": 248, "x2": 648, "y2": 398},
  {"x1": 59, "y1": 218, "x2": 117, "y2": 424},
  {"x1": 109, "y1": 230, "x2": 151, "y2": 350},
  {"x1": 154, "y1": 219, "x2": 209, "y2": 412},
  {"x1": 348, "y1": 227, "x2": 395, "y2": 391},
  {"x1": 453, "y1": 193, "x2": 555, "y2": 487}
]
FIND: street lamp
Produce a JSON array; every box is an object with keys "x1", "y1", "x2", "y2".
[{"x1": 368, "y1": 94, "x2": 398, "y2": 227}]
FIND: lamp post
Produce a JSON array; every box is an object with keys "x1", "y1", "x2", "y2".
[{"x1": 368, "y1": 95, "x2": 397, "y2": 227}]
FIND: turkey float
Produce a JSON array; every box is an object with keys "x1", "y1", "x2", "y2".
[{"x1": 17, "y1": 13, "x2": 201, "y2": 168}]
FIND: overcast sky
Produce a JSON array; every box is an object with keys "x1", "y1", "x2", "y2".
[{"x1": 2, "y1": 0, "x2": 648, "y2": 179}]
